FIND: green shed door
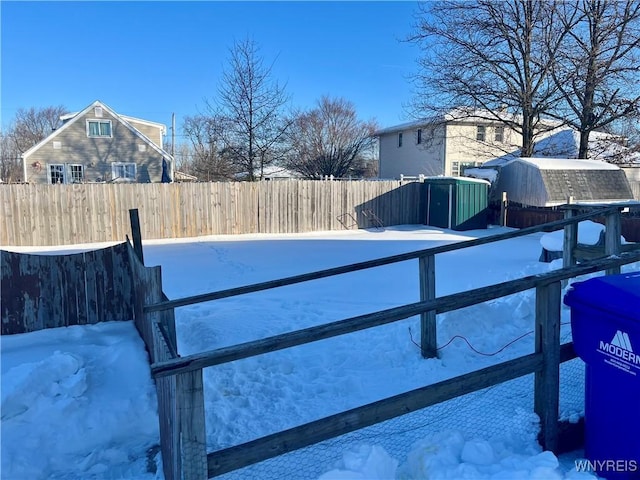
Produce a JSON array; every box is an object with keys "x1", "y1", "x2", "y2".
[
  {"x1": 426, "y1": 183, "x2": 453, "y2": 229},
  {"x1": 453, "y1": 181, "x2": 488, "y2": 231}
]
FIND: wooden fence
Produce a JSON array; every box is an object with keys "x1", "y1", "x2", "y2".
[
  {"x1": 0, "y1": 242, "x2": 135, "y2": 334},
  {"x1": 144, "y1": 206, "x2": 640, "y2": 478},
  {"x1": 0, "y1": 181, "x2": 424, "y2": 246}
]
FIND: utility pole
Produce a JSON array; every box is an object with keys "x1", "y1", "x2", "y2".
[{"x1": 171, "y1": 113, "x2": 176, "y2": 157}]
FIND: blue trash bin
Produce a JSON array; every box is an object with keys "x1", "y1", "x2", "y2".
[{"x1": 564, "y1": 272, "x2": 640, "y2": 480}]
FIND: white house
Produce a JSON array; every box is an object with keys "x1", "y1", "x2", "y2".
[{"x1": 376, "y1": 109, "x2": 523, "y2": 179}]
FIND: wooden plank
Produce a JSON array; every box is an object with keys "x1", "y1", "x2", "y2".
[
  {"x1": 207, "y1": 352, "x2": 544, "y2": 477},
  {"x1": 534, "y1": 281, "x2": 562, "y2": 453},
  {"x1": 150, "y1": 250, "x2": 640, "y2": 378},
  {"x1": 128, "y1": 242, "x2": 182, "y2": 480},
  {"x1": 562, "y1": 207, "x2": 578, "y2": 269},
  {"x1": 419, "y1": 254, "x2": 437, "y2": 358},
  {"x1": 129, "y1": 209, "x2": 144, "y2": 264},
  {"x1": 152, "y1": 321, "x2": 180, "y2": 480},
  {"x1": 177, "y1": 370, "x2": 208, "y2": 480}
]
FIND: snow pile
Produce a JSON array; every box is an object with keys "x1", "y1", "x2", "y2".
[
  {"x1": 319, "y1": 430, "x2": 595, "y2": 480},
  {"x1": 1, "y1": 321, "x2": 160, "y2": 479},
  {"x1": 540, "y1": 220, "x2": 626, "y2": 252},
  {"x1": 463, "y1": 167, "x2": 498, "y2": 183}
]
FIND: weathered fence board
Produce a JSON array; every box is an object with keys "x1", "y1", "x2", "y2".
[
  {"x1": 1, "y1": 242, "x2": 134, "y2": 334},
  {"x1": 0, "y1": 181, "x2": 424, "y2": 246}
]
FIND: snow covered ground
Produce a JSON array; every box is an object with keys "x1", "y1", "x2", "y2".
[{"x1": 2, "y1": 224, "x2": 637, "y2": 479}]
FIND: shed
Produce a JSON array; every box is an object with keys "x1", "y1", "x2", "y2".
[
  {"x1": 484, "y1": 158, "x2": 634, "y2": 207},
  {"x1": 424, "y1": 177, "x2": 489, "y2": 230}
]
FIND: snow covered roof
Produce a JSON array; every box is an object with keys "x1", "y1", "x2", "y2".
[
  {"x1": 518, "y1": 157, "x2": 620, "y2": 170},
  {"x1": 488, "y1": 157, "x2": 633, "y2": 207},
  {"x1": 484, "y1": 156, "x2": 621, "y2": 170},
  {"x1": 425, "y1": 175, "x2": 491, "y2": 185}
]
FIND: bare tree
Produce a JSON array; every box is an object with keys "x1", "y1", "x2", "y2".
[
  {"x1": 182, "y1": 115, "x2": 236, "y2": 181},
  {"x1": 285, "y1": 96, "x2": 378, "y2": 179},
  {"x1": 408, "y1": 0, "x2": 573, "y2": 157},
  {"x1": 11, "y1": 105, "x2": 68, "y2": 153},
  {"x1": 551, "y1": 0, "x2": 640, "y2": 158},
  {"x1": 207, "y1": 38, "x2": 291, "y2": 181},
  {"x1": 0, "y1": 105, "x2": 68, "y2": 182},
  {"x1": 0, "y1": 129, "x2": 22, "y2": 182}
]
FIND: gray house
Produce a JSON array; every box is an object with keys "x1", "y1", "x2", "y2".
[
  {"x1": 470, "y1": 157, "x2": 634, "y2": 207},
  {"x1": 22, "y1": 100, "x2": 173, "y2": 184}
]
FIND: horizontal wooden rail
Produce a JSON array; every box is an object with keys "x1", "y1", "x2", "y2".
[
  {"x1": 575, "y1": 242, "x2": 640, "y2": 261},
  {"x1": 145, "y1": 206, "x2": 620, "y2": 313},
  {"x1": 150, "y1": 250, "x2": 640, "y2": 378},
  {"x1": 207, "y1": 343, "x2": 577, "y2": 477}
]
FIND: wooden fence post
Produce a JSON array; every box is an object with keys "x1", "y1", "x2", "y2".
[
  {"x1": 604, "y1": 209, "x2": 622, "y2": 276},
  {"x1": 178, "y1": 369, "x2": 208, "y2": 480},
  {"x1": 500, "y1": 192, "x2": 508, "y2": 227},
  {"x1": 129, "y1": 208, "x2": 144, "y2": 264},
  {"x1": 419, "y1": 254, "x2": 437, "y2": 358},
  {"x1": 562, "y1": 206, "x2": 578, "y2": 270},
  {"x1": 534, "y1": 281, "x2": 562, "y2": 453}
]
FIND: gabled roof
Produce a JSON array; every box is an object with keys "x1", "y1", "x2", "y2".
[
  {"x1": 21, "y1": 100, "x2": 173, "y2": 161},
  {"x1": 61, "y1": 111, "x2": 167, "y2": 136},
  {"x1": 485, "y1": 157, "x2": 633, "y2": 207}
]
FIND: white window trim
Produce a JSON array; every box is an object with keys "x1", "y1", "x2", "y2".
[
  {"x1": 48, "y1": 163, "x2": 66, "y2": 184},
  {"x1": 494, "y1": 126, "x2": 505, "y2": 143},
  {"x1": 47, "y1": 163, "x2": 86, "y2": 184},
  {"x1": 111, "y1": 162, "x2": 137, "y2": 182},
  {"x1": 86, "y1": 119, "x2": 113, "y2": 138},
  {"x1": 68, "y1": 164, "x2": 84, "y2": 184}
]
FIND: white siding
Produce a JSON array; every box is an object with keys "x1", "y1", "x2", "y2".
[{"x1": 379, "y1": 125, "x2": 446, "y2": 179}]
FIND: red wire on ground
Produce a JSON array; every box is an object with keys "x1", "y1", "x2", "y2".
[{"x1": 409, "y1": 322, "x2": 571, "y2": 357}]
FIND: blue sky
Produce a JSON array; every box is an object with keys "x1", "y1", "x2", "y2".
[{"x1": 1, "y1": 1, "x2": 422, "y2": 139}]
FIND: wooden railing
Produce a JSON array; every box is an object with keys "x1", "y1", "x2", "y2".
[{"x1": 140, "y1": 205, "x2": 640, "y2": 479}]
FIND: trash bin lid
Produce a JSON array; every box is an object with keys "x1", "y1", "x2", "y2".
[{"x1": 564, "y1": 271, "x2": 640, "y2": 323}]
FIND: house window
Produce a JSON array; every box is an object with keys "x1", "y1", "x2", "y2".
[
  {"x1": 87, "y1": 120, "x2": 112, "y2": 137},
  {"x1": 111, "y1": 162, "x2": 136, "y2": 181},
  {"x1": 495, "y1": 126, "x2": 504, "y2": 143},
  {"x1": 452, "y1": 162, "x2": 460, "y2": 176},
  {"x1": 398, "y1": 132, "x2": 403, "y2": 147},
  {"x1": 49, "y1": 164, "x2": 65, "y2": 184},
  {"x1": 417, "y1": 129, "x2": 422, "y2": 145},
  {"x1": 476, "y1": 125, "x2": 486, "y2": 142},
  {"x1": 69, "y1": 164, "x2": 84, "y2": 183}
]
